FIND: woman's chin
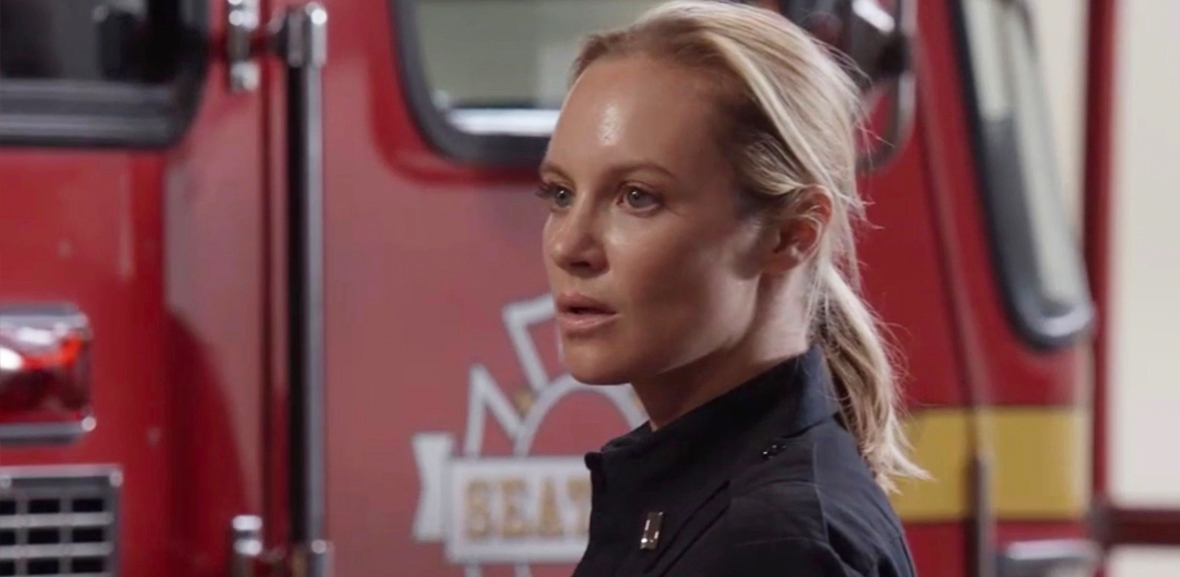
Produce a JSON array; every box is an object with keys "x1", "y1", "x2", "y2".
[
  {"x1": 568, "y1": 364, "x2": 632, "y2": 386},
  {"x1": 561, "y1": 344, "x2": 636, "y2": 386}
]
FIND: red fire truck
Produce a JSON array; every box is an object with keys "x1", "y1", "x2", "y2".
[{"x1": 0, "y1": 0, "x2": 1175, "y2": 575}]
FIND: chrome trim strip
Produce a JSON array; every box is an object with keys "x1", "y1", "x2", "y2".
[{"x1": 998, "y1": 539, "x2": 1097, "y2": 577}]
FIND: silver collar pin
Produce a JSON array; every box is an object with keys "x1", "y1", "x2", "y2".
[{"x1": 640, "y1": 511, "x2": 665, "y2": 550}]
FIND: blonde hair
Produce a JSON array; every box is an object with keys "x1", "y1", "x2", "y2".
[{"x1": 572, "y1": 0, "x2": 923, "y2": 491}]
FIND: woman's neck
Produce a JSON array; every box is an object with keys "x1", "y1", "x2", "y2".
[{"x1": 631, "y1": 323, "x2": 810, "y2": 431}]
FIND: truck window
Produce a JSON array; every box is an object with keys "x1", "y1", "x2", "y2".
[
  {"x1": 393, "y1": 0, "x2": 662, "y2": 166},
  {"x1": 0, "y1": 0, "x2": 206, "y2": 147},
  {"x1": 955, "y1": 0, "x2": 1093, "y2": 347}
]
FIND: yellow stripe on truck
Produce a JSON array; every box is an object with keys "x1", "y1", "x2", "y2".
[
  {"x1": 890, "y1": 407, "x2": 1091, "y2": 522},
  {"x1": 891, "y1": 410, "x2": 971, "y2": 521}
]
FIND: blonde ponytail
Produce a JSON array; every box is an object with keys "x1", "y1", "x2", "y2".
[
  {"x1": 573, "y1": 0, "x2": 924, "y2": 489},
  {"x1": 815, "y1": 267, "x2": 924, "y2": 492}
]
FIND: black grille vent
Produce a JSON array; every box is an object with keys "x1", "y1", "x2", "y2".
[{"x1": 0, "y1": 467, "x2": 120, "y2": 577}]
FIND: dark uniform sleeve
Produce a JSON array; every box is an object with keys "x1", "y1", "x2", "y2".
[{"x1": 718, "y1": 538, "x2": 867, "y2": 577}]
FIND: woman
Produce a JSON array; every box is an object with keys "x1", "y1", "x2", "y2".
[{"x1": 538, "y1": 2, "x2": 922, "y2": 576}]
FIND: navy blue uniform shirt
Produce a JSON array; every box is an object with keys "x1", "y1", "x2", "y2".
[{"x1": 571, "y1": 347, "x2": 918, "y2": 577}]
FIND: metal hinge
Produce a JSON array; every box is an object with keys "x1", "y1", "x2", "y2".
[
  {"x1": 226, "y1": 0, "x2": 261, "y2": 92},
  {"x1": 231, "y1": 515, "x2": 266, "y2": 577},
  {"x1": 288, "y1": 540, "x2": 332, "y2": 577}
]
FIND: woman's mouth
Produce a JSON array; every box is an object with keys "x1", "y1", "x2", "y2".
[{"x1": 555, "y1": 293, "x2": 619, "y2": 336}]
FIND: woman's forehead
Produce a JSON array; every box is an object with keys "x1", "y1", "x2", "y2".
[{"x1": 547, "y1": 56, "x2": 729, "y2": 175}]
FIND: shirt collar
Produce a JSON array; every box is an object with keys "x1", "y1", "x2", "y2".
[{"x1": 584, "y1": 345, "x2": 840, "y2": 544}]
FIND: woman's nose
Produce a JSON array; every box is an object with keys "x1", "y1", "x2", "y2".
[{"x1": 548, "y1": 209, "x2": 607, "y2": 276}]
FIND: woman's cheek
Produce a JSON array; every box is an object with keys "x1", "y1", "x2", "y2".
[{"x1": 604, "y1": 218, "x2": 694, "y2": 299}]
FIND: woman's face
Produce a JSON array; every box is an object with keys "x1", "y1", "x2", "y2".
[{"x1": 540, "y1": 55, "x2": 770, "y2": 385}]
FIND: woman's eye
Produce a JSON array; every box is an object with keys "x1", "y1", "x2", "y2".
[
  {"x1": 536, "y1": 184, "x2": 573, "y2": 209},
  {"x1": 622, "y1": 187, "x2": 660, "y2": 210}
]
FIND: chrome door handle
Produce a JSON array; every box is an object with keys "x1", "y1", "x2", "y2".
[{"x1": 273, "y1": 5, "x2": 332, "y2": 577}]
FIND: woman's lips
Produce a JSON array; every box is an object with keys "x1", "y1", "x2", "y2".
[
  {"x1": 555, "y1": 292, "x2": 619, "y2": 336},
  {"x1": 556, "y1": 309, "x2": 619, "y2": 335}
]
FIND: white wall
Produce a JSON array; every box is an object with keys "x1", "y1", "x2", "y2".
[
  {"x1": 1107, "y1": 0, "x2": 1180, "y2": 572},
  {"x1": 1028, "y1": 0, "x2": 1180, "y2": 574}
]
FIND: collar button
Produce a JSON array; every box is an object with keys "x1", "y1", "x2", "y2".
[{"x1": 761, "y1": 441, "x2": 787, "y2": 460}]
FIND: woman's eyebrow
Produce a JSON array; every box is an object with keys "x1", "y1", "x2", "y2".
[
  {"x1": 538, "y1": 160, "x2": 571, "y2": 180},
  {"x1": 538, "y1": 159, "x2": 679, "y2": 183},
  {"x1": 607, "y1": 160, "x2": 678, "y2": 182}
]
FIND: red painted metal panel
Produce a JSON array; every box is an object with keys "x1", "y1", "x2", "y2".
[
  {"x1": 0, "y1": 152, "x2": 174, "y2": 577},
  {"x1": 263, "y1": 0, "x2": 293, "y2": 555},
  {"x1": 859, "y1": 99, "x2": 965, "y2": 410},
  {"x1": 905, "y1": 523, "x2": 969, "y2": 577},
  {"x1": 1096, "y1": 507, "x2": 1180, "y2": 547},
  {"x1": 155, "y1": 0, "x2": 270, "y2": 573},
  {"x1": 162, "y1": 71, "x2": 269, "y2": 577},
  {"x1": 998, "y1": 520, "x2": 1090, "y2": 545}
]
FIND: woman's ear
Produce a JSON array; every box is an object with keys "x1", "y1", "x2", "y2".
[{"x1": 763, "y1": 187, "x2": 832, "y2": 274}]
